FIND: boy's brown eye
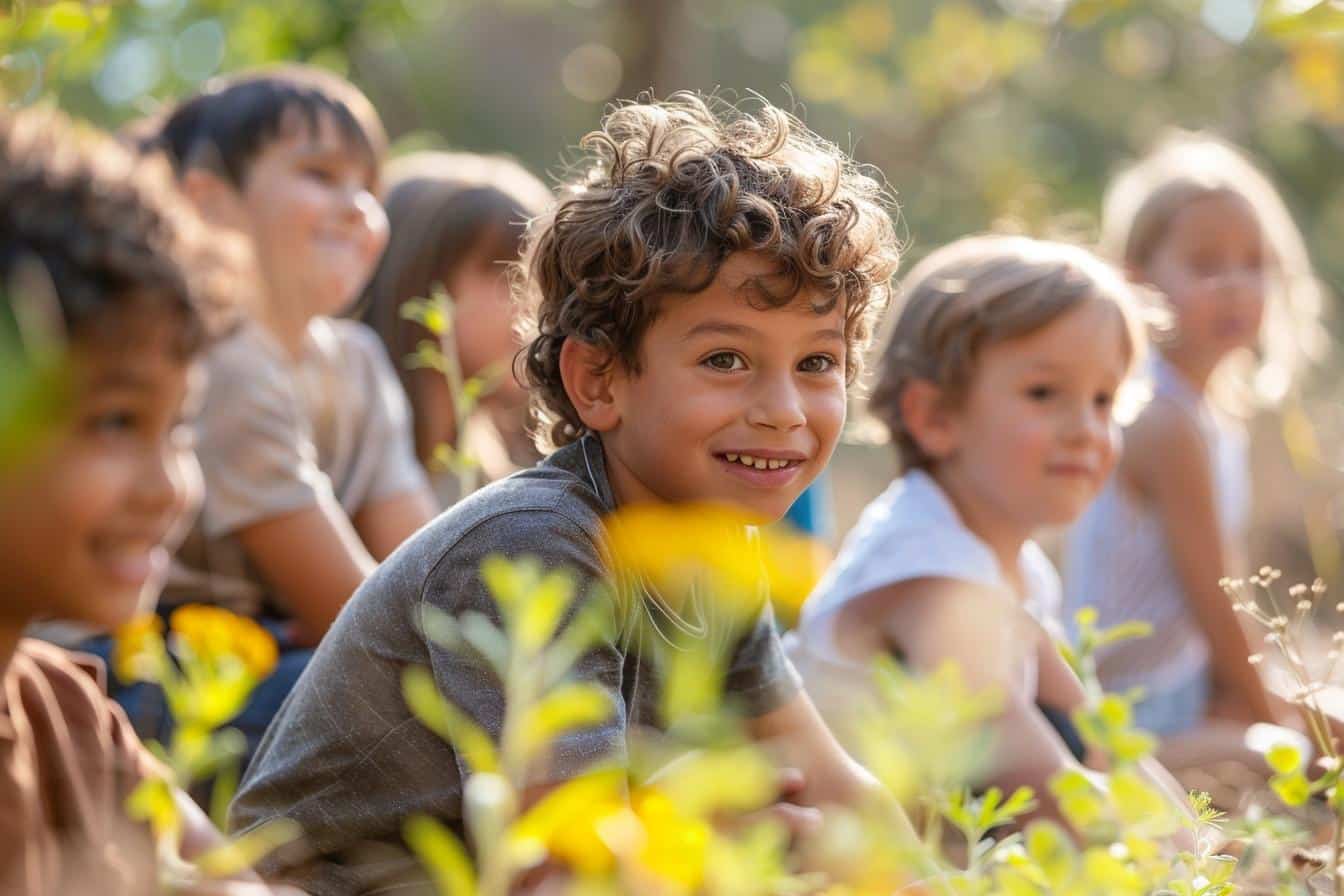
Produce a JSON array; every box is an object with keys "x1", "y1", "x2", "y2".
[
  {"x1": 799, "y1": 354, "x2": 837, "y2": 374},
  {"x1": 704, "y1": 352, "x2": 745, "y2": 371}
]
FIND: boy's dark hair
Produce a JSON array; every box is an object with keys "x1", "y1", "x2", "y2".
[
  {"x1": 519, "y1": 92, "x2": 901, "y2": 449},
  {"x1": 139, "y1": 63, "x2": 387, "y2": 188},
  {"x1": 0, "y1": 105, "x2": 230, "y2": 357}
]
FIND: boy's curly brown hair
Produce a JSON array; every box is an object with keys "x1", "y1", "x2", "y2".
[
  {"x1": 0, "y1": 105, "x2": 233, "y2": 357},
  {"x1": 518, "y1": 92, "x2": 901, "y2": 449}
]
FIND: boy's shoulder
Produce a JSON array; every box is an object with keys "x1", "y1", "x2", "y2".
[{"x1": 377, "y1": 439, "x2": 615, "y2": 599}]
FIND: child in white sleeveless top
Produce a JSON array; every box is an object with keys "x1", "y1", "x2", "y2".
[
  {"x1": 789, "y1": 235, "x2": 1189, "y2": 834},
  {"x1": 1063, "y1": 134, "x2": 1337, "y2": 764}
]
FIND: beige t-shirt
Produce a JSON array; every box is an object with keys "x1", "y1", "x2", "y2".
[
  {"x1": 166, "y1": 317, "x2": 429, "y2": 620},
  {"x1": 0, "y1": 640, "x2": 164, "y2": 896}
]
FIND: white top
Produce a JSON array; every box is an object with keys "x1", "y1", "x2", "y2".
[
  {"x1": 1062, "y1": 357, "x2": 1250, "y2": 693},
  {"x1": 788, "y1": 468, "x2": 1063, "y2": 700}
]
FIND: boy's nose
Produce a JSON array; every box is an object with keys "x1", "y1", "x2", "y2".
[{"x1": 747, "y1": 376, "x2": 807, "y2": 431}]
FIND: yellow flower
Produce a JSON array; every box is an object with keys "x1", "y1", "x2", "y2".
[
  {"x1": 603, "y1": 503, "x2": 825, "y2": 625},
  {"x1": 169, "y1": 604, "x2": 278, "y2": 680},
  {"x1": 512, "y1": 775, "x2": 710, "y2": 889},
  {"x1": 111, "y1": 614, "x2": 166, "y2": 684},
  {"x1": 629, "y1": 789, "x2": 709, "y2": 890}
]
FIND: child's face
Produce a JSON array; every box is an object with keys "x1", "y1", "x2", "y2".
[
  {"x1": 600, "y1": 253, "x2": 847, "y2": 521},
  {"x1": 232, "y1": 110, "x2": 389, "y2": 319},
  {"x1": 1141, "y1": 192, "x2": 1266, "y2": 367},
  {"x1": 446, "y1": 254, "x2": 525, "y2": 404},
  {"x1": 934, "y1": 300, "x2": 1127, "y2": 533},
  {"x1": 0, "y1": 324, "x2": 201, "y2": 631}
]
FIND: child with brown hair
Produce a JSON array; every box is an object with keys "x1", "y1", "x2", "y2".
[
  {"x1": 788, "y1": 234, "x2": 1190, "y2": 833},
  {"x1": 230, "y1": 92, "x2": 908, "y2": 893},
  {"x1": 0, "y1": 105, "x2": 295, "y2": 896},
  {"x1": 359, "y1": 150, "x2": 551, "y2": 504},
  {"x1": 102, "y1": 65, "x2": 440, "y2": 756}
]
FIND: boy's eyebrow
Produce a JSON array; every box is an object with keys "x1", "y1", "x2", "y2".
[{"x1": 680, "y1": 321, "x2": 845, "y2": 342}]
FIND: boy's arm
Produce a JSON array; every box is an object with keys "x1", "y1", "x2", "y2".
[
  {"x1": 1125, "y1": 403, "x2": 1281, "y2": 725},
  {"x1": 745, "y1": 689, "x2": 916, "y2": 841},
  {"x1": 235, "y1": 494, "x2": 376, "y2": 643},
  {"x1": 352, "y1": 489, "x2": 438, "y2": 561},
  {"x1": 1035, "y1": 624, "x2": 1195, "y2": 827},
  {"x1": 859, "y1": 580, "x2": 1102, "y2": 830}
]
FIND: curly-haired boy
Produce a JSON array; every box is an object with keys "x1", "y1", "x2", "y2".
[{"x1": 231, "y1": 93, "x2": 906, "y2": 894}]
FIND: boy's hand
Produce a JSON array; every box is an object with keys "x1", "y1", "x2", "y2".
[{"x1": 711, "y1": 766, "x2": 823, "y2": 843}]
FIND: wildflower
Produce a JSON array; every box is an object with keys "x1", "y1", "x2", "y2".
[
  {"x1": 603, "y1": 503, "x2": 825, "y2": 624},
  {"x1": 1313, "y1": 578, "x2": 1328, "y2": 595},
  {"x1": 1297, "y1": 600, "x2": 1313, "y2": 612},
  {"x1": 170, "y1": 604, "x2": 278, "y2": 680},
  {"x1": 1270, "y1": 615, "x2": 1288, "y2": 630},
  {"x1": 1290, "y1": 584, "x2": 1308, "y2": 598},
  {"x1": 112, "y1": 614, "x2": 166, "y2": 683}
]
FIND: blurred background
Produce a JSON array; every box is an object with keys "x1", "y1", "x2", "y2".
[{"x1": 6, "y1": 0, "x2": 1344, "y2": 586}]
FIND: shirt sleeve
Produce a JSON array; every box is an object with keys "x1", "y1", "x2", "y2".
[
  {"x1": 345, "y1": 323, "x2": 431, "y2": 505},
  {"x1": 723, "y1": 601, "x2": 803, "y2": 718},
  {"x1": 194, "y1": 330, "x2": 331, "y2": 537},
  {"x1": 418, "y1": 509, "x2": 628, "y2": 788}
]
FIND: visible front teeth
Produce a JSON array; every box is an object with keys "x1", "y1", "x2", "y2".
[{"x1": 724, "y1": 454, "x2": 791, "y2": 470}]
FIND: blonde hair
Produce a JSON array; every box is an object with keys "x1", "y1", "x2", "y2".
[
  {"x1": 1102, "y1": 132, "x2": 1325, "y2": 408},
  {"x1": 868, "y1": 235, "x2": 1150, "y2": 471}
]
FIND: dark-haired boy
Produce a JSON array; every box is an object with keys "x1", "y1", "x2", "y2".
[
  {"x1": 0, "y1": 107, "x2": 297, "y2": 895},
  {"x1": 88, "y1": 65, "x2": 439, "y2": 755},
  {"x1": 232, "y1": 93, "x2": 908, "y2": 894}
]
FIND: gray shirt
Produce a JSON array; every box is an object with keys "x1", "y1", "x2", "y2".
[{"x1": 229, "y1": 436, "x2": 800, "y2": 895}]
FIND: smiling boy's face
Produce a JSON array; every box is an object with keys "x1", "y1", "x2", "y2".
[
  {"x1": 0, "y1": 317, "x2": 201, "y2": 632},
  {"x1": 596, "y1": 252, "x2": 848, "y2": 522}
]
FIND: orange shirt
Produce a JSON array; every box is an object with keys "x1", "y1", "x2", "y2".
[{"x1": 0, "y1": 639, "x2": 163, "y2": 895}]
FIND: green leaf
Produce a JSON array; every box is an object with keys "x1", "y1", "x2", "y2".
[
  {"x1": 404, "y1": 814, "x2": 476, "y2": 896},
  {"x1": 523, "y1": 683, "x2": 613, "y2": 757},
  {"x1": 402, "y1": 665, "x2": 498, "y2": 772},
  {"x1": 193, "y1": 818, "x2": 302, "y2": 877},
  {"x1": 126, "y1": 775, "x2": 180, "y2": 839},
  {"x1": 1024, "y1": 821, "x2": 1076, "y2": 886},
  {"x1": 514, "y1": 568, "x2": 576, "y2": 653}
]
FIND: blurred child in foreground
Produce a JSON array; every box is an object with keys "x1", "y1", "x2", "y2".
[{"x1": 0, "y1": 105, "x2": 297, "y2": 896}]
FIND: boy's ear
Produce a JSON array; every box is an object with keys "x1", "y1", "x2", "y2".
[
  {"x1": 900, "y1": 378, "x2": 960, "y2": 461},
  {"x1": 559, "y1": 337, "x2": 622, "y2": 432},
  {"x1": 179, "y1": 167, "x2": 247, "y2": 232}
]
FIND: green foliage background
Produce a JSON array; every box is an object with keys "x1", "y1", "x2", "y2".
[
  {"x1": 8, "y1": 0, "x2": 1344, "y2": 579},
  {"x1": 7, "y1": 0, "x2": 1344, "y2": 278}
]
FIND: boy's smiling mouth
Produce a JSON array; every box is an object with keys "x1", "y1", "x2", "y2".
[{"x1": 714, "y1": 450, "x2": 807, "y2": 486}]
